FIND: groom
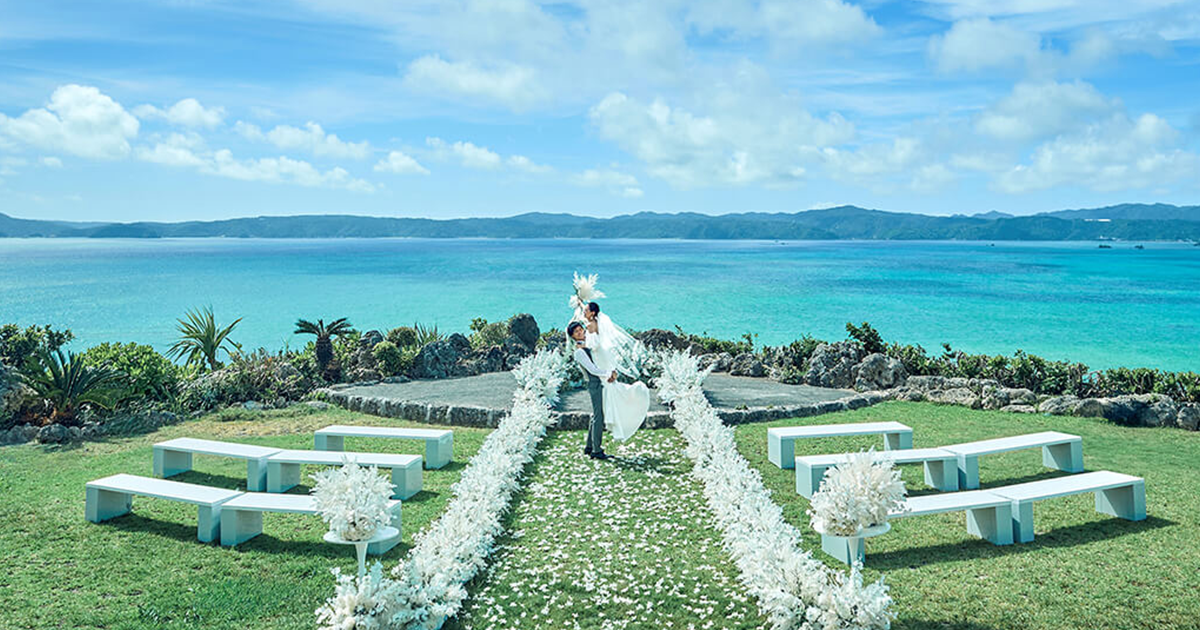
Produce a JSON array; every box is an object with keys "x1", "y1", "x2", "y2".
[{"x1": 568, "y1": 321, "x2": 615, "y2": 460}]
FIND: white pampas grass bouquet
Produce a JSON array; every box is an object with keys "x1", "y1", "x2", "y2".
[
  {"x1": 809, "y1": 450, "x2": 907, "y2": 537},
  {"x1": 311, "y1": 458, "x2": 396, "y2": 541}
]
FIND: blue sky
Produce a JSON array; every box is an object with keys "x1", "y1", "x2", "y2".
[{"x1": 1, "y1": 0, "x2": 1198, "y2": 222}]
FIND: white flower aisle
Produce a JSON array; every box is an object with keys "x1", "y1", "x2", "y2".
[
  {"x1": 312, "y1": 459, "x2": 396, "y2": 542},
  {"x1": 316, "y1": 349, "x2": 568, "y2": 630},
  {"x1": 655, "y1": 351, "x2": 895, "y2": 630}
]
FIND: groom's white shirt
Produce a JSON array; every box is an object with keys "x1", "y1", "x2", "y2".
[{"x1": 573, "y1": 343, "x2": 611, "y2": 380}]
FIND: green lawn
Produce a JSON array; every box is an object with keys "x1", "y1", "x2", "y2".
[
  {"x1": 454, "y1": 428, "x2": 764, "y2": 630},
  {"x1": 4, "y1": 401, "x2": 1197, "y2": 630},
  {"x1": 735, "y1": 401, "x2": 1200, "y2": 630},
  {"x1": 0, "y1": 406, "x2": 490, "y2": 630}
]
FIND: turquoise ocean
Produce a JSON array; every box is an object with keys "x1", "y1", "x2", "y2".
[{"x1": 0, "y1": 238, "x2": 1197, "y2": 371}]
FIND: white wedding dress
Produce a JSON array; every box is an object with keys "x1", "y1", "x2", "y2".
[{"x1": 583, "y1": 313, "x2": 650, "y2": 442}]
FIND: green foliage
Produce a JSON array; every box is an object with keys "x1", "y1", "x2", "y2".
[
  {"x1": 25, "y1": 348, "x2": 124, "y2": 424},
  {"x1": 469, "y1": 318, "x2": 510, "y2": 350},
  {"x1": 0, "y1": 323, "x2": 74, "y2": 370},
  {"x1": 1090, "y1": 367, "x2": 1200, "y2": 403},
  {"x1": 294, "y1": 317, "x2": 354, "y2": 378},
  {"x1": 167, "y1": 307, "x2": 242, "y2": 371},
  {"x1": 537, "y1": 328, "x2": 564, "y2": 349},
  {"x1": 372, "y1": 340, "x2": 414, "y2": 377},
  {"x1": 176, "y1": 349, "x2": 312, "y2": 412},
  {"x1": 845, "y1": 321, "x2": 885, "y2": 355},
  {"x1": 672, "y1": 326, "x2": 754, "y2": 355},
  {"x1": 412, "y1": 322, "x2": 444, "y2": 347},
  {"x1": 386, "y1": 326, "x2": 418, "y2": 349},
  {"x1": 81, "y1": 342, "x2": 180, "y2": 403}
]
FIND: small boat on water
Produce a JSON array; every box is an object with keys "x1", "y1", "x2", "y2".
[
  {"x1": 1098, "y1": 244, "x2": 1112, "y2": 249},
  {"x1": 1135, "y1": 244, "x2": 1144, "y2": 250}
]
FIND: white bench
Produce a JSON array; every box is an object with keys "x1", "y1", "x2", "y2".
[
  {"x1": 819, "y1": 490, "x2": 1014, "y2": 565},
  {"x1": 266, "y1": 450, "x2": 422, "y2": 499},
  {"x1": 153, "y1": 437, "x2": 282, "y2": 491},
  {"x1": 768, "y1": 422, "x2": 913, "y2": 469},
  {"x1": 991, "y1": 471, "x2": 1146, "y2": 543},
  {"x1": 220, "y1": 493, "x2": 403, "y2": 554},
  {"x1": 315, "y1": 425, "x2": 454, "y2": 470},
  {"x1": 86, "y1": 473, "x2": 242, "y2": 543},
  {"x1": 943, "y1": 431, "x2": 1083, "y2": 490},
  {"x1": 795, "y1": 447, "x2": 958, "y2": 498}
]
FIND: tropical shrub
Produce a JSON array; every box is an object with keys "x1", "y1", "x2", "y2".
[
  {"x1": 0, "y1": 323, "x2": 74, "y2": 370},
  {"x1": 386, "y1": 326, "x2": 418, "y2": 349},
  {"x1": 372, "y1": 341, "x2": 411, "y2": 377},
  {"x1": 24, "y1": 348, "x2": 124, "y2": 425},
  {"x1": 846, "y1": 321, "x2": 886, "y2": 355},
  {"x1": 81, "y1": 342, "x2": 180, "y2": 403},
  {"x1": 411, "y1": 322, "x2": 443, "y2": 347},
  {"x1": 177, "y1": 349, "x2": 312, "y2": 412},
  {"x1": 167, "y1": 306, "x2": 242, "y2": 371},
  {"x1": 672, "y1": 326, "x2": 753, "y2": 355},
  {"x1": 469, "y1": 317, "x2": 509, "y2": 350},
  {"x1": 295, "y1": 317, "x2": 355, "y2": 381}
]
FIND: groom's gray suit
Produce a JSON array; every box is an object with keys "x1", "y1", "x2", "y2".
[{"x1": 583, "y1": 347, "x2": 605, "y2": 453}]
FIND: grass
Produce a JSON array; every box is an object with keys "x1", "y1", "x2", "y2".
[
  {"x1": 734, "y1": 401, "x2": 1200, "y2": 630},
  {"x1": 454, "y1": 428, "x2": 764, "y2": 630},
  {"x1": 0, "y1": 405, "x2": 491, "y2": 630},
  {"x1": 4, "y1": 400, "x2": 1197, "y2": 629}
]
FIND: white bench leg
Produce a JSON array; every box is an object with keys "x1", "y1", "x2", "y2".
[
  {"x1": 1043, "y1": 440, "x2": 1084, "y2": 473},
  {"x1": 966, "y1": 504, "x2": 1013, "y2": 545},
  {"x1": 884, "y1": 430, "x2": 912, "y2": 451},
  {"x1": 956, "y1": 454, "x2": 981, "y2": 490},
  {"x1": 267, "y1": 462, "x2": 301, "y2": 493},
  {"x1": 391, "y1": 462, "x2": 423, "y2": 500},
  {"x1": 86, "y1": 487, "x2": 132, "y2": 523},
  {"x1": 197, "y1": 505, "x2": 223, "y2": 543},
  {"x1": 220, "y1": 509, "x2": 264, "y2": 546},
  {"x1": 425, "y1": 435, "x2": 453, "y2": 470},
  {"x1": 367, "y1": 503, "x2": 403, "y2": 555},
  {"x1": 820, "y1": 533, "x2": 864, "y2": 565},
  {"x1": 153, "y1": 448, "x2": 192, "y2": 478},
  {"x1": 923, "y1": 458, "x2": 959, "y2": 492},
  {"x1": 246, "y1": 457, "x2": 270, "y2": 492},
  {"x1": 314, "y1": 434, "x2": 344, "y2": 451},
  {"x1": 768, "y1": 433, "x2": 793, "y2": 469},
  {"x1": 796, "y1": 462, "x2": 828, "y2": 498},
  {"x1": 1011, "y1": 500, "x2": 1035, "y2": 543},
  {"x1": 1095, "y1": 481, "x2": 1146, "y2": 521}
]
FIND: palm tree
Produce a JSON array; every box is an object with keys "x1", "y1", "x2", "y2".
[
  {"x1": 295, "y1": 318, "x2": 355, "y2": 377},
  {"x1": 167, "y1": 306, "x2": 242, "y2": 371},
  {"x1": 26, "y1": 348, "x2": 124, "y2": 424}
]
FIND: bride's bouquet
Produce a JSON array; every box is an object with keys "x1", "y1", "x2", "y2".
[
  {"x1": 311, "y1": 458, "x2": 396, "y2": 542},
  {"x1": 808, "y1": 450, "x2": 907, "y2": 537},
  {"x1": 568, "y1": 272, "x2": 605, "y2": 313}
]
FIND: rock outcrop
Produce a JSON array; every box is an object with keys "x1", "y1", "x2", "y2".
[
  {"x1": 699, "y1": 352, "x2": 734, "y2": 373},
  {"x1": 729, "y1": 353, "x2": 766, "y2": 377},
  {"x1": 851, "y1": 353, "x2": 907, "y2": 391},
  {"x1": 412, "y1": 333, "x2": 472, "y2": 379},
  {"x1": 803, "y1": 342, "x2": 863, "y2": 389}
]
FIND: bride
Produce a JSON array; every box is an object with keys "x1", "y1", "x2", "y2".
[{"x1": 570, "y1": 274, "x2": 650, "y2": 442}]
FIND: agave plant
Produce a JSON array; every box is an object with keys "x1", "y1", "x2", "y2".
[
  {"x1": 25, "y1": 348, "x2": 124, "y2": 424},
  {"x1": 295, "y1": 318, "x2": 355, "y2": 378},
  {"x1": 412, "y1": 322, "x2": 443, "y2": 347},
  {"x1": 167, "y1": 306, "x2": 243, "y2": 371}
]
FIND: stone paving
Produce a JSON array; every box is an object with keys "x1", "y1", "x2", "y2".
[{"x1": 324, "y1": 371, "x2": 883, "y2": 430}]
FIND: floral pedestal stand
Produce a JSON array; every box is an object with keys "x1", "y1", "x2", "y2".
[
  {"x1": 816, "y1": 522, "x2": 891, "y2": 565},
  {"x1": 323, "y1": 526, "x2": 400, "y2": 578}
]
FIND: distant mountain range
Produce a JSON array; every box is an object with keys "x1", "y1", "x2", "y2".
[{"x1": 3, "y1": 203, "x2": 1199, "y2": 241}]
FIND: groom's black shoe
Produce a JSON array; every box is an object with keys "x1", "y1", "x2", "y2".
[
  {"x1": 589, "y1": 451, "x2": 610, "y2": 460},
  {"x1": 584, "y1": 446, "x2": 593, "y2": 456}
]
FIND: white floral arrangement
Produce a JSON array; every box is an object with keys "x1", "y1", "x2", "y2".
[
  {"x1": 311, "y1": 458, "x2": 397, "y2": 542},
  {"x1": 809, "y1": 452, "x2": 907, "y2": 537},
  {"x1": 568, "y1": 272, "x2": 605, "y2": 312},
  {"x1": 511, "y1": 347, "x2": 570, "y2": 406},
  {"x1": 654, "y1": 350, "x2": 895, "y2": 630},
  {"x1": 316, "y1": 349, "x2": 567, "y2": 630}
]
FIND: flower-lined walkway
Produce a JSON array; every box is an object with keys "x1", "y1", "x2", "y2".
[{"x1": 454, "y1": 429, "x2": 765, "y2": 629}]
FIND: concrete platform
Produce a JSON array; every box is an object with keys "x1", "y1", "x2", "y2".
[{"x1": 323, "y1": 372, "x2": 886, "y2": 430}]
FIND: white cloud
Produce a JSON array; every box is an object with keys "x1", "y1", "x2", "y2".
[
  {"x1": 403, "y1": 55, "x2": 546, "y2": 111},
  {"x1": 975, "y1": 80, "x2": 1118, "y2": 142},
  {"x1": 235, "y1": 121, "x2": 371, "y2": 159},
  {"x1": 928, "y1": 18, "x2": 1043, "y2": 72},
  {"x1": 506, "y1": 154, "x2": 553, "y2": 174},
  {"x1": 374, "y1": 150, "x2": 430, "y2": 175},
  {"x1": 688, "y1": 0, "x2": 881, "y2": 47},
  {"x1": 0, "y1": 84, "x2": 139, "y2": 159},
  {"x1": 589, "y1": 78, "x2": 854, "y2": 188},
  {"x1": 572, "y1": 168, "x2": 643, "y2": 198},
  {"x1": 133, "y1": 98, "x2": 225, "y2": 128},
  {"x1": 40, "y1": 156, "x2": 62, "y2": 168},
  {"x1": 135, "y1": 133, "x2": 207, "y2": 168},
  {"x1": 425, "y1": 137, "x2": 502, "y2": 169},
  {"x1": 996, "y1": 112, "x2": 1200, "y2": 192}
]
